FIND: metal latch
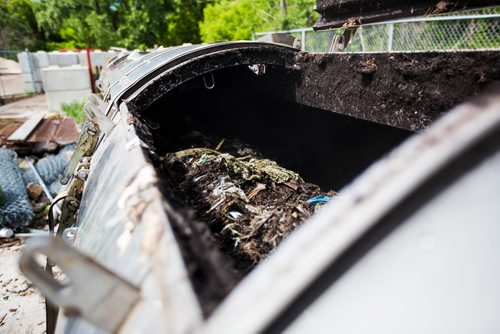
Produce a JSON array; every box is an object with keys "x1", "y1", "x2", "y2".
[
  {"x1": 61, "y1": 122, "x2": 100, "y2": 185},
  {"x1": 56, "y1": 160, "x2": 90, "y2": 233},
  {"x1": 329, "y1": 28, "x2": 357, "y2": 52},
  {"x1": 19, "y1": 237, "x2": 140, "y2": 333}
]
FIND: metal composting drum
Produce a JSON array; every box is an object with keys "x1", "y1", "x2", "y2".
[{"x1": 19, "y1": 40, "x2": 500, "y2": 334}]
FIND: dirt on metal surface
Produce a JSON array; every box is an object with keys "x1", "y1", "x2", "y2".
[
  {"x1": 27, "y1": 117, "x2": 80, "y2": 144},
  {"x1": 2, "y1": 116, "x2": 79, "y2": 154},
  {"x1": 294, "y1": 51, "x2": 500, "y2": 131},
  {"x1": 0, "y1": 118, "x2": 25, "y2": 145},
  {"x1": 313, "y1": 0, "x2": 499, "y2": 29}
]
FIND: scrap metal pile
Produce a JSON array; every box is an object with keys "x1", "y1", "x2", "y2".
[
  {"x1": 164, "y1": 143, "x2": 336, "y2": 270},
  {"x1": 0, "y1": 146, "x2": 73, "y2": 232}
]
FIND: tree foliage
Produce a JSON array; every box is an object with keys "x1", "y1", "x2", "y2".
[
  {"x1": 29, "y1": 0, "x2": 206, "y2": 49},
  {"x1": 0, "y1": 0, "x2": 44, "y2": 50},
  {"x1": 3, "y1": 0, "x2": 498, "y2": 52},
  {"x1": 2, "y1": 0, "x2": 319, "y2": 50},
  {"x1": 200, "y1": 0, "x2": 318, "y2": 42}
]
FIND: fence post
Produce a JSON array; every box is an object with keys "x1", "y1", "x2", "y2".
[
  {"x1": 359, "y1": 27, "x2": 366, "y2": 52},
  {"x1": 387, "y1": 22, "x2": 394, "y2": 51},
  {"x1": 25, "y1": 48, "x2": 37, "y2": 93},
  {"x1": 0, "y1": 72, "x2": 5, "y2": 97},
  {"x1": 301, "y1": 29, "x2": 306, "y2": 51}
]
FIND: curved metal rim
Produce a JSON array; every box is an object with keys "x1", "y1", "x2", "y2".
[{"x1": 105, "y1": 41, "x2": 299, "y2": 115}]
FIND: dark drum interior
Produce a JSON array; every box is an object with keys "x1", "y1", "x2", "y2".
[
  {"x1": 139, "y1": 64, "x2": 412, "y2": 190},
  {"x1": 132, "y1": 63, "x2": 413, "y2": 315}
]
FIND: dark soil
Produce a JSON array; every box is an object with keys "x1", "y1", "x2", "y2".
[
  {"x1": 293, "y1": 51, "x2": 500, "y2": 131},
  {"x1": 162, "y1": 134, "x2": 335, "y2": 272}
]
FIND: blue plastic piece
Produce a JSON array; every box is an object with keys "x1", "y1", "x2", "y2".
[{"x1": 306, "y1": 195, "x2": 332, "y2": 205}]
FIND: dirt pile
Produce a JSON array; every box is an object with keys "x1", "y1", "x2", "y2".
[{"x1": 164, "y1": 144, "x2": 335, "y2": 271}]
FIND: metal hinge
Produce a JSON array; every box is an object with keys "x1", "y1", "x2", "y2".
[
  {"x1": 19, "y1": 237, "x2": 140, "y2": 333},
  {"x1": 85, "y1": 94, "x2": 115, "y2": 133},
  {"x1": 57, "y1": 157, "x2": 92, "y2": 234},
  {"x1": 61, "y1": 93, "x2": 114, "y2": 186},
  {"x1": 60, "y1": 122, "x2": 100, "y2": 185}
]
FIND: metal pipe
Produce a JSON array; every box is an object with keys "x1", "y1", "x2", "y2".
[
  {"x1": 25, "y1": 49, "x2": 37, "y2": 93},
  {"x1": 86, "y1": 48, "x2": 96, "y2": 93},
  {"x1": 387, "y1": 22, "x2": 394, "y2": 52},
  {"x1": 25, "y1": 158, "x2": 62, "y2": 215}
]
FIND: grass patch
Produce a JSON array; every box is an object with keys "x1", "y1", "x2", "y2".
[{"x1": 61, "y1": 101, "x2": 86, "y2": 124}]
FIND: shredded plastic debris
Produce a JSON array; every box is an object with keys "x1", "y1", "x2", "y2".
[
  {"x1": 165, "y1": 146, "x2": 336, "y2": 270},
  {"x1": 306, "y1": 195, "x2": 333, "y2": 205}
]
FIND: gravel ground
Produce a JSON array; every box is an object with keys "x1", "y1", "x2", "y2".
[
  {"x1": 0, "y1": 94, "x2": 48, "y2": 118},
  {"x1": 0, "y1": 239, "x2": 45, "y2": 333},
  {"x1": 0, "y1": 93, "x2": 50, "y2": 333}
]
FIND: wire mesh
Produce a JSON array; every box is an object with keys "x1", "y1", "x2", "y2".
[
  {"x1": 0, "y1": 149, "x2": 33, "y2": 229},
  {"x1": 255, "y1": 10, "x2": 500, "y2": 53}
]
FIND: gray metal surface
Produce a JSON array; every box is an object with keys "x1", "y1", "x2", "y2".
[
  {"x1": 101, "y1": 42, "x2": 297, "y2": 116},
  {"x1": 60, "y1": 103, "x2": 202, "y2": 333},
  {"x1": 286, "y1": 142, "x2": 500, "y2": 334}
]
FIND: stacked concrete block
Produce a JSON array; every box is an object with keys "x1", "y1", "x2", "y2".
[
  {"x1": 40, "y1": 65, "x2": 92, "y2": 111},
  {"x1": 17, "y1": 50, "x2": 117, "y2": 94},
  {"x1": 77, "y1": 51, "x2": 115, "y2": 67},
  {"x1": 17, "y1": 51, "x2": 43, "y2": 93},
  {"x1": 48, "y1": 52, "x2": 80, "y2": 67}
]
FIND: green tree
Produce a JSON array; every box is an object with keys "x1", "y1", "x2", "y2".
[
  {"x1": 199, "y1": 0, "x2": 318, "y2": 43},
  {"x1": 34, "y1": 0, "x2": 120, "y2": 49},
  {"x1": 0, "y1": 0, "x2": 44, "y2": 50},
  {"x1": 281, "y1": 0, "x2": 317, "y2": 30},
  {"x1": 34, "y1": 0, "x2": 208, "y2": 50},
  {"x1": 200, "y1": 0, "x2": 281, "y2": 42},
  {"x1": 164, "y1": 0, "x2": 206, "y2": 46}
]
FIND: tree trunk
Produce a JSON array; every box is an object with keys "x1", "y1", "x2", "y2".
[{"x1": 280, "y1": 0, "x2": 287, "y2": 14}]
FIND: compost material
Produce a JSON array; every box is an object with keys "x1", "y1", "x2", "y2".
[{"x1": 164, "y1": 141, "x2": 335, "y2": 271}]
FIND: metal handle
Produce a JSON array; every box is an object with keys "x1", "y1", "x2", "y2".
[{"x1": 19, "y1": 237, "x2": 140, "y2": 333}]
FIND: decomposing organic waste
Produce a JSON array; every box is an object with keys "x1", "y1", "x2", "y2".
[{"x1": 164, "y1": 141, "x2": 336, "y2": 271}]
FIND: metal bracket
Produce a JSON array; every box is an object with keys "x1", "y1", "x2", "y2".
[
  {"x1": 85, "y1": 94, "x2": 115, "y2": 135},
  {"x1": 19, "y1": 237, "x2": 140, "y2": 333},
  {"x1": 329, "y1": 28, "x2": 357, "y2": 52},
  {"x1": 62, "y1": 227, "x2": 80, "y2": 243},
  {"x1": 57, "y1": 196, "x2": 79, "y2": 234},
  {"x1": 61, "y1": 122, "x2": 100, "y2": 185},
  {"x1": 57, "y1": 162, "x2": 90, "y2": 233},
  {"x1": 203, "y1": 73, "x2": 215, "y2": 90}
]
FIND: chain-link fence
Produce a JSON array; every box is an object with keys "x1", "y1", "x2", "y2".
[{"x1": 255, "y1": 9, "x2": 500, "y2": 53}]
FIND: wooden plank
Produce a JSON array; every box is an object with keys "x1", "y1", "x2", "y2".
[{"x1": 8, "y1": 113, "x2": 44, "y2": 141}]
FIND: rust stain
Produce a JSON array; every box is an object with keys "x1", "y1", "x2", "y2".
[
  {"x1": 27, "y1": 118, "x2": 79, "y2": 144},
  {"x1": 0, "y1": 118, "x2": 25, "y2": 145},
  {"x1": 2, "y1": 116, "x2": 79, "y2": 153}
]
